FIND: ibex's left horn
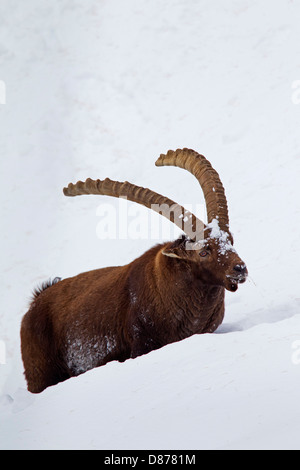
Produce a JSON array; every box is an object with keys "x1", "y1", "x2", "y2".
[{"x1": 63, "y1": 177, "x2": 205, "y2": 242}]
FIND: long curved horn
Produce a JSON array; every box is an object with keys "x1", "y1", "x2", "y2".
[
  {"x1": 63, "y1": 177, "x2": 205, "y2": 242},
  {"x1": 155, "y1": 148, "x2": 232, "y2": 240}
]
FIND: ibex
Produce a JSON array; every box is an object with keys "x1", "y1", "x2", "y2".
[{"x1": 21, "y1": 149, "x2": 247, "y2": 393}]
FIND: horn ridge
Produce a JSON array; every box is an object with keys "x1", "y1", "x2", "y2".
[
  {"x1": 155, "y1": 148, "x2": 231, "y2": 237},
  {"x1": 63, "y1": 177, "x2": 205, "y2": 242}
]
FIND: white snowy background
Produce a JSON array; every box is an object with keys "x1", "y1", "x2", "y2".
[{"x1": 0, "y1": 0, "x2": 300, "y2": 450}]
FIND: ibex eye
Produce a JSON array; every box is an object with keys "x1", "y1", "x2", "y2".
[{"x1": 200, "y1": 250, "x2": 208, "y2": 257}]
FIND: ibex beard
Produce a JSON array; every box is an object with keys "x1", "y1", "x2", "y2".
[{"x1": 20, "y1": 149, "x2": 247, "y2": 393}]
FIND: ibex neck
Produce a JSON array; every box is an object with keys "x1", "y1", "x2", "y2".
[{"x1": 155, "y1": 248, "x2": 225, "y2": 338}]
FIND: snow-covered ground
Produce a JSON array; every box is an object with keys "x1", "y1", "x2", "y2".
[{"x1": 0, "y1": 0, "x2": 300, "y2": 450}]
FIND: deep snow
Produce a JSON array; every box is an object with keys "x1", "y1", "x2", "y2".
[{"x1": 0, "y1": 0, "x2": 300, "y2": 450}]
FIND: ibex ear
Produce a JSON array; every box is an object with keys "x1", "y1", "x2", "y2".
[
  {"x1": 162, "y1": 249, "x2": 182, "y2": 259},
  {"x1": 162, "y1": 236, "x2": 187, "y2": 260}
]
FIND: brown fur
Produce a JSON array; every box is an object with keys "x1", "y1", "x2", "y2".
[{"x1": 21, "y1": 235, "x2": 247, "y2": 393}]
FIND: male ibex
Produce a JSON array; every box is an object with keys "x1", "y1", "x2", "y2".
[{"x1": 21, "y1": 149, "x2": 247, "y2": 393}]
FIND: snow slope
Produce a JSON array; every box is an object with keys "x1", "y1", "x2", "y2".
[
  {"x1": 1, "y1": 315, "x2": 300, "y2": 450},
  {"x1": 0, "y1": 0, "x2": 300, "y2": 449}
]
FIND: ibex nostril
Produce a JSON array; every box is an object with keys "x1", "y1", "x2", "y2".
[{"x1": 234, "y1": 264, "x2": 246, "y2": 273}]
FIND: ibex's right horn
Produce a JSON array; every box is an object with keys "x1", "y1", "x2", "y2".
[{"x1": 156, "y1": 148, "x2": 232, "y2": 242}]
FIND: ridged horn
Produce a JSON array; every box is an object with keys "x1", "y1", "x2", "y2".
[
  {"x1": 63, "y1": 177, "x2": 205, "y2": 242},
  {"x1": 155, "y1": 148, "x2": 232, "y2": 241}
]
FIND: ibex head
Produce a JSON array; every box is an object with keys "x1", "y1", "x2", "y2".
[
  {"x1": 161, "y1": 231, "x2": 247, "y2": 292},
  {"x1": 156, "y1": 149, "x2": 247, "y2": 292},
  {"x1": 63, "y1": 148, "x2": 247, "y2": 292}
]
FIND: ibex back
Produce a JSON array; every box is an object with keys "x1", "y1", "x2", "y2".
[{"x1": 21, "y1": 149, "x2": 247, "y2": 393}]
